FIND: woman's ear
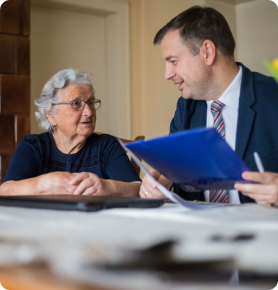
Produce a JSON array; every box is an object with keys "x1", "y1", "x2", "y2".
[{"x1": 46, "y1": 112, "x2": 57, "y2": 127}]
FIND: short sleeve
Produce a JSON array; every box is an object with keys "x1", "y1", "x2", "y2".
[{"x1": 3, "y1": 140, "x2": 40, "y2": 183}]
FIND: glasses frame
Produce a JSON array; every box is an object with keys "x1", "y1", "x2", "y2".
[{"x1": 52, "y1": 99, "x2": 101, "y2": 111}]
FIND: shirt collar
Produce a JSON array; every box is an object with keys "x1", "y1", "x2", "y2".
[{"x1": 207, "y1": 66, "x2": 242, "y2": 111}]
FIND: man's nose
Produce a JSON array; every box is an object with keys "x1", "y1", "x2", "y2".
[{"x1": 164, "y1": 65, "x2": 175, "y2": 80}]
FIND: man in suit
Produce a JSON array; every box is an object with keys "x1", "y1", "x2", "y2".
[{"x1": 139, "y1": 6, "x2": 278, "y2": 205}]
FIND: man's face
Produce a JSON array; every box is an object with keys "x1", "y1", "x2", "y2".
[{"x1": 160, "y1": 30, "x2": 211, "y2": 100}]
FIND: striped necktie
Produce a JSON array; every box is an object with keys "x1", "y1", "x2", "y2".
[{"x1": 209, "y1": 100, "x2": 229, "y2": 203}]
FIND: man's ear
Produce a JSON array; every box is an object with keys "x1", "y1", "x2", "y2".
[{"x1": 201, "y1": 40, "x2": 216, "y2": 66}]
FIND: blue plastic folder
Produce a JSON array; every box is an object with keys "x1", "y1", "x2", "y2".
[{"x1": 126, "y1": 128, "x2": 251, "y2": 190}]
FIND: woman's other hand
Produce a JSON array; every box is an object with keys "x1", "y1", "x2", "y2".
[
  {"x1": 69, "y1": 172, "x2": 111, "y2": 196},
  {"x1": 234, "y1": 171, "x2": 278, "y2": 204}
]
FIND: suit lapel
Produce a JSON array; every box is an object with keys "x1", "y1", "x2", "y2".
[
  {"x1": 235, "y1": 64, "x2": 256, "y2": 159},
  {"x1": 190, "y1": 100, "x2": 207, "y2": 129}
]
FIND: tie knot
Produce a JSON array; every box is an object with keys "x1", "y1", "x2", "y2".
[{"x1": 211, "y1": 100, "x2": 225, "y2": 113}]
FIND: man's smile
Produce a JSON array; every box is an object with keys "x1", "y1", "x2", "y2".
[
  {"x1": 178, "y1": 81, "x2": 184, "y2": 91},
  {"x1": 173, "y1": 80, "x2": 184, "y2": 91}
]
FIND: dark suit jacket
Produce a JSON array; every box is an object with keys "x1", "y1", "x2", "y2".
[{"x1": 170, "y1": 63, "x2": 278, "y2": 204}]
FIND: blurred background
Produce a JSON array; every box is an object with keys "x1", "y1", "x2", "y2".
[{"x1": 0, "y1": 0, "x2": 278, "y2": 182}]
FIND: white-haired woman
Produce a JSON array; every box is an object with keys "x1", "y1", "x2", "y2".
[{"x1": 0, "y1": 69, "x2": 141, "y2": 196}]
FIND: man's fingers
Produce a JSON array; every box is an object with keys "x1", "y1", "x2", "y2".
[
  {"x1": 241, "y1": 192, "x2": 273, "y2": 204},
  {"x1": 140, "y1": 169, "x2": 171, "y2": 199},
  {"x1": 235, "y1": 182, "x2": 278, "y2": 196},
  {"x1": 142, "y1": 174, "x2": 158, "y2": 190},
  {"x1": 235, "y1": 183, "x2": 268, "y2": 194},
  {"x1": 149, "y1": 168, "x2": 161, "y2": 179},
  {"x1": 140, "y1": 183, "x2": 165, "y2": 199},
  {"x1": 139, "y1": 183, "x2": 164, "y2": 199},
  {"x1": 139, "y1": 184, "x2": 147, "y2": 198},
  {"x1": 139, "y1": 184, "x2": 152, "y2": 198},
  {"x1": 243, "y1": 192, "x2": 278, "y2": 203},
  {"x1": 242, "y1": 171, "x2": 277, "y2": 184},
  {"x1": 148, "y1": 168, "x2": 171, "y2": 188},
  {"x1": 147, "y1": 189, "x2": 165, "y2": 198},
  {"x1": 142, "y1": 190, "x2": 165, "y2": 199}
]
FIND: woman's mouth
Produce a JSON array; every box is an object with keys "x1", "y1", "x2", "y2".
[{"x1": 80, "y1": 120, "x2": 91, "y2": 125}]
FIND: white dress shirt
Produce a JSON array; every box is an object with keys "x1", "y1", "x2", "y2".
[{"x1": 205, "y1": 66, "x2": 242, "y2": 204}]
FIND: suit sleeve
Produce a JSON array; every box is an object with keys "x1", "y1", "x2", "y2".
[
  {"x1": 169, "y1": 98, "x2": 204, "y2": 200},
  {"x1": 170, "y1": 97, "x2": 184, "y2": 134}
]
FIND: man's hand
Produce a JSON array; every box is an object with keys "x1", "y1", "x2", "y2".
[
  {"x1": 234, "y1": 171, "x2": 278, "y2": 204},
  {"x1": 139, "y1": 168, "x2": 172, "y2": 199},
  {"x1": 69, "y1": 172, "x2": 111, "y2": 196}
]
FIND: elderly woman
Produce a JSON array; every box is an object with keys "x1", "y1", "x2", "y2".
[{"x1": 0, "y1": 69, "x2": 141, "y2": 196}]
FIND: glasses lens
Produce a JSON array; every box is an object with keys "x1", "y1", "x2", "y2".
[
  {"x1": 87, "y1": 100, "x2": 101, "y2": 110},
  {"x1": 94, "y1": 100, "x2": 101, "y2": 110},
  {"x1": 72, "y1": 100, "x2": 84, "y2": 111}
]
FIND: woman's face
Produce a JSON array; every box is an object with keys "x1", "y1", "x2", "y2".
[{"x1": 49, "y1": 84, "x2": 96, "y2": 140}]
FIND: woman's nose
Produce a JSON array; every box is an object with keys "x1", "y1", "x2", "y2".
[{"x1": 82, "y1": 103, "x2": 93, "y2": 116}]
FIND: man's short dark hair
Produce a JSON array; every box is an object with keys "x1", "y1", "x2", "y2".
[{"x1": 154, "y1": 6, "x2": 235, "y2": 58}]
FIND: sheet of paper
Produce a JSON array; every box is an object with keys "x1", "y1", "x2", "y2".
[{"x1": 118, "y1": 139, "x2": 222, "y2": 210}]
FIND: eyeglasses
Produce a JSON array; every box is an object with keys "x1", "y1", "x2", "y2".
[{"x1": 52, "y1": 99, "x2": 101, "y2": 111}]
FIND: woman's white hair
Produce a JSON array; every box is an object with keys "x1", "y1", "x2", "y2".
[{"x1": 35, "y1": 68, "x2": 94, "y2": 132}]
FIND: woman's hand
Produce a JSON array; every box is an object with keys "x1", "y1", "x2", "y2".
[
  {"x1": 0, "y1": 171, "x2": 140, "y2": 197},
  {"x1": 139, "y1": 168, "x2": 172, "y2": 199},
  {"x1": 39, "y1": 172, "x2": 78, "y2": 195},
  {"x1": 0, "y1": 172, "x2": 78, "y2": 196},
  {"x1": 234, "y1": 171, "x2": 278, "y2": 204},
  {"x1": 69, "y1": 172, "x2": 111, "y2": 196}
]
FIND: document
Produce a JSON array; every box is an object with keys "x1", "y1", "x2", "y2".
[
  {"x1": 124, "y1": 128, "x2": 250, "y2": 191},
  {"x1": 118, "y1": 128, "x2": 251, "y2": 209}
]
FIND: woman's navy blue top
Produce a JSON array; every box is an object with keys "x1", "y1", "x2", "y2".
[{"x1": 3, "y1": 133, "x2": 141, "y2": 183}]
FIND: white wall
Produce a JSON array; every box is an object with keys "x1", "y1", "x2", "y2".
[
  {"x1": 137, "y1": 0, "x2": 196, "y2": 139},
  {"x1": 196, "y1": 0, "x2": 278, "y2": 75},
  {"x1": 197, "y1": 0, "x2": 236, "y2": 42},
  {"x1": 236, "y1": 0, "x2": 278, "y2": 75}
]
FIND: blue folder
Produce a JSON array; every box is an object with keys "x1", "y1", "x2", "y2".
[{"x1": 126, "y1": 128, "x2": 251, "y2": 190}]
